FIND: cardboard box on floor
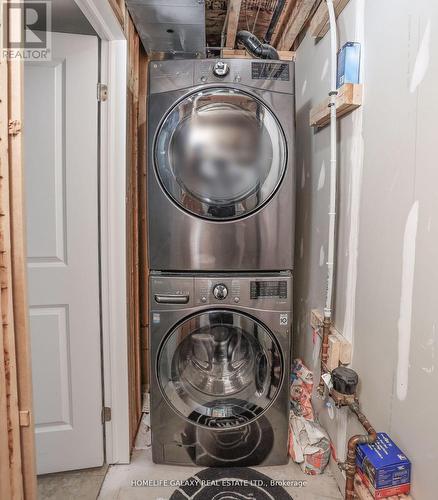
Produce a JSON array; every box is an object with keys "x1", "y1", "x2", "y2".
[{"x1": 354, "y1": 474, "x2": 413, "y2": 500}]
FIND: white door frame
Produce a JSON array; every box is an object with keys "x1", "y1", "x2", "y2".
[{"x1": 74, "y1": 0, "x2": 130, "y2": 464}]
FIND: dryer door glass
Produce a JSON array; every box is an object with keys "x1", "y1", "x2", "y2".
[
  {"x1": 157, "y1": 310, "x2": 283, "y2": 428},
  {"x1": 154, "y1": 88, "x2": 287, "y2": 220}
]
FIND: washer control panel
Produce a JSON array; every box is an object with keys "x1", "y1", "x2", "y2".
[
  {"x1": 197, "y1": 279, "x2": 241, "y2": 305},
  {"x1": 150, "y1": 273, "x2": 291, "y2": 310},
  {"x1": 193, "y1": 275, "x2": 290, "y2": 308}
]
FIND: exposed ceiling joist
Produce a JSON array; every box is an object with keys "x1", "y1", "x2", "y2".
[
  {"x1": 275, "y1": 0, "x2": 319, "y2": 50},
  {"x1": 309, "y1": 0, "x2": 350, "y2": 38},
  {"x1": 225, "y1": 0, "x2": 243, "y2": 48},
  {"x1": 206, "y1": 1, "x2": 279, "y2": 50},
  {"x1": 270, "y1": 0, "x2": 297, "y2": 47}
]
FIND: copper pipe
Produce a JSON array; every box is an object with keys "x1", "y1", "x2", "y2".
[
  {"x1": 342, "y1": 401, "x2": 377, "y2": 500},
  {"x1": 318, "y1": 316, "x2": 332, "y2": 393}
]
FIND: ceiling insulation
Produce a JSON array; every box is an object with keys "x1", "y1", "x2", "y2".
[{"x1": 206, "y1": 0, "x2": 279, "y2": 48}]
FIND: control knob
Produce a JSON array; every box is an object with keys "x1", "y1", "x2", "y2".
[
  {"x1": 213, "y1": 284, "x2": 228, "y2": 300},
  {"x1": 213, "y1": 61, "x2": 229, "y2": 78}
]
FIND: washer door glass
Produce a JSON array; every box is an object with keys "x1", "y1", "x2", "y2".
[
  {"x1": 154, "y1": 88, "x2": 287, "y2": 220},
  {"x1": 157, "y1": 310, "x2": 283, "y2": 428}
]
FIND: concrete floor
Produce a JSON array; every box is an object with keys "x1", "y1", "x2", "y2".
[
  {"x1": 38, "y1": 464, "x2": 108, "y2": 500},
  {"x1": 98, "y1": 448, "x2": 342, "y2": 500},
  {"x1": 38, "y1": 413, "x2": 342, "y2": 500},
  {"x1": 37, "y1": 454, "x2": 343, "y2": 500},
  {"x1": 99, "y1": 414, "x2": 342, "y2": 500}
]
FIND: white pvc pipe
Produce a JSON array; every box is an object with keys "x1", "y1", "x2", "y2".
[{"x1": 324, "y1": 0, "x2": 338, "y2": 320}]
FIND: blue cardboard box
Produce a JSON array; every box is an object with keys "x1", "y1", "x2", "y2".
[
  {"x1": 356, "y1": 433, "x2": 411, "y2": 490},
  {"x1": 337, "y1": 42, "x2": 361, "y2": 88}
]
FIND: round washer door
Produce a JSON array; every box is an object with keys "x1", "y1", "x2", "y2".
[
  {"x1": 157, "y1": 309, "x2": 283, "y2": 428},
  {"x1": 154, "y1": 87, "x2": 287, "y2": 220}
]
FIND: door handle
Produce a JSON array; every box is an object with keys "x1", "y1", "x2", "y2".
[{"x1": 154, "y1": 294, "x2": 189, "y2": 304}]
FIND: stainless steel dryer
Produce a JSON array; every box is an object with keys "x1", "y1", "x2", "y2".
[
  {"x1": 148, "y1": 59, "x2": 295, "y2": 271},
  {"x1": 149, "y1": 272, "x2": 292, "y2": 466}
]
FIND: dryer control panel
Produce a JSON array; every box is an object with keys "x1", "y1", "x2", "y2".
[{"x1": 149, "y1": 59, "x2": 295, "y2": 95}]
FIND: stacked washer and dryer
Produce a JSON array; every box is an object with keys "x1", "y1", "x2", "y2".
[{"x1": 147, "y1": 58, "x2": 295, "y2": 467}]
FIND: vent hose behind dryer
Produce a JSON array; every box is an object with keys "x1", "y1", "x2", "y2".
[{"x1": 236, "y1": 30, "x2": 279, "y2": 60}]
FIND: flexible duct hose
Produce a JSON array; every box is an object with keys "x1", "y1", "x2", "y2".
[{"x1": 236, "y1": 30, "x2": 279, "y2": 60}]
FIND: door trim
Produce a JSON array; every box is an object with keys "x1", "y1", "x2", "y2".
[{"x1": 74, "y1": 0, "x2": 129, "y2": 464}]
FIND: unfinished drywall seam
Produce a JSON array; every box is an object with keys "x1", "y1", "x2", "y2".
[
  {"x1": 396, "y1": 201, "x2": 419, "y2": 401},
  {"x1": 409, "y1": 19, "x2": 431, "y2": 93},
  {"x1": 393, "y1": 13, "x2": 426, "y2": 404},
  {"x1": 317, "y1": 160, "x2": 326, "y2": 191}
]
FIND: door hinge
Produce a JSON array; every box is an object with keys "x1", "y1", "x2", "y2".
[
  {"x1": 97, "y1": 83, "x2": 108, "y2": 102},
  {"x1": 102, "y1": 406, "x2": 111, "y2": 423}
]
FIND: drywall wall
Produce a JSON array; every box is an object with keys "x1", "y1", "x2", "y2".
[
  {"x1": 294, "y1": 0, "x2": 365, "y2": 473},
  {"x1": 294, "y1": 0, "x2": 438, "y2": 498}
]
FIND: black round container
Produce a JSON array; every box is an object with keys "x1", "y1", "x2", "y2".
[{"x1": 332, "y1": 366, "x2": 358, "y2": 395}]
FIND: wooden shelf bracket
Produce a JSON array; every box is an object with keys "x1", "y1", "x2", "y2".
[{"x1": 309, "y1": 83, "x2": 363, "y2": 129}]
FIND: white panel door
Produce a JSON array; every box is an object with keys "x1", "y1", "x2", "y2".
[{"x1": 24, "y1": 32, "x2": 103, "y2": 474}]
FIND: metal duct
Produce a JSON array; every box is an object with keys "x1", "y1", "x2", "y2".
[{"x1": 126, "y1": 0, "x2": 206, "y2": 59}]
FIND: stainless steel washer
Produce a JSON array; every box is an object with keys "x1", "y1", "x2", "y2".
[
  {"x1": 149, "y1": 272, "x2": 292, "y2": 466},
  {"x1": 148, "y1": 59, "x2": 295, "y2": 271}
]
